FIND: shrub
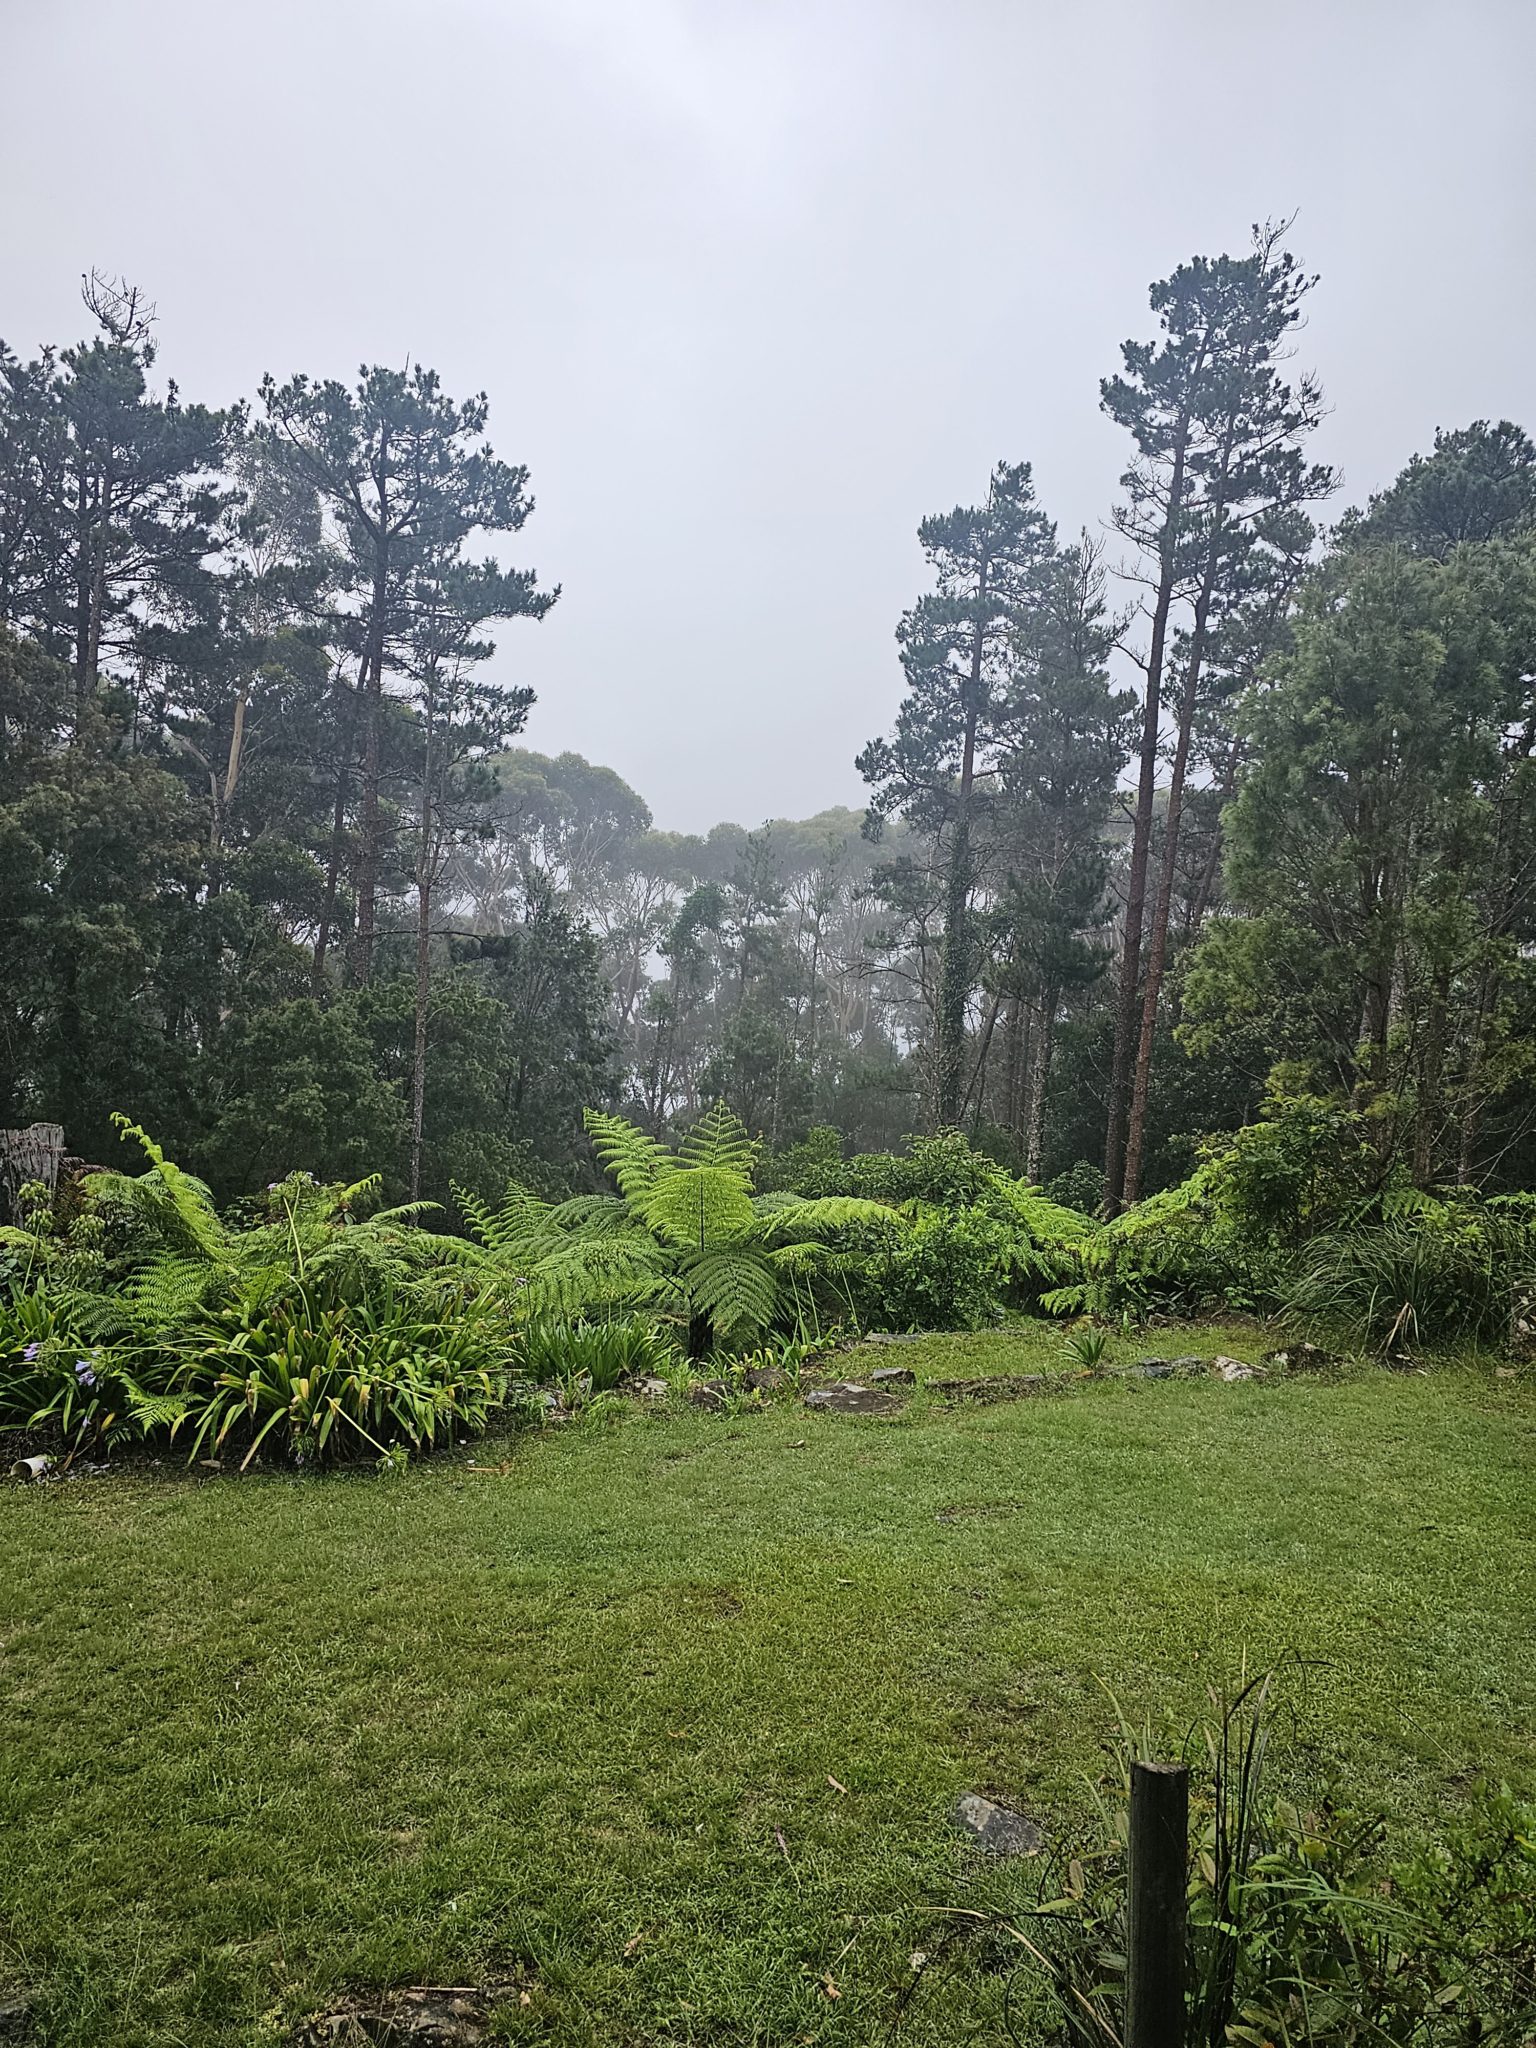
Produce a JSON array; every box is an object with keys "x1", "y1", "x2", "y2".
[
  {"x1": 761, "y1": 1126, "x2": 1098, "y2": 1327},
  {"x1": 514, "y1": 1313, "x2": 674, "y2": 1393},
  {"x1": 164, "y1": 1290, "x2": 514, "y2": 1467},
  {"x1": 1285, "y1": 1199, "x2": 1536, "y2": 1353},
  {"x1": 0, "y1": 1120, "x2": 517, "y2": 1466},
  {"x1": 860, "y1": 1207, "x2": 1017, "y2": 1330}
]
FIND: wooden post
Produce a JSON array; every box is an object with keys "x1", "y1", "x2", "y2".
[{"x1": 1126, "y1": 1760, "x2": 1188, "y2": 2048}]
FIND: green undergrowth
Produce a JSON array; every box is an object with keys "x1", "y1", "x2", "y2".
[{"x1": 1, "y1": 1327, "x2": 1532, "y2": 2045}]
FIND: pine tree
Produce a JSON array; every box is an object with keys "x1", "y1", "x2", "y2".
[
  {"x1": 1101, "y1": 225, "x2": 1335, "y2": 1209},
  {"x1": 259, "y1": 364, "x2": 550, "y2": 985},
  {"x1": 858, "y1": 460, "x2": 1055, "y2": 1125}
]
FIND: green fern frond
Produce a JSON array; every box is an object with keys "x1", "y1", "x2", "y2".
[
  {"x1": 640, "y1": 1168, "x2": 756, "y2": 1251},
  {"x1": 545, "y1": 1195, "x2": 633, "y2": 1236},
  {"x1": 679, "y1": 1247, "x2": 778, "y2": 1340},
  {"x1": 677, "y1": 1103, "x2": 759, "y2": 1183},
  {"x1": 456, "y1": 1182, "x2": 552, "y2": 1254},
  {"x1": 582, "y1": 1110, "x2": 676, "y2": 1201},
  {"x1": 99, "y1": 1116, "x2": 229, "y2": 1263},
  {"x1": 123, "y1": 1387, "x2": 198, "y2": 1435},
  {"x1": 334, "y1": 1173, "x2": 385, "y2": 1215},
  {"x1": 755, "y1": 1195, "x2": 901, "y2": 1243},
  {"x1": 365, "y1": 1200, "x2": 441, "y2": 1228},
  {"x1": 119, "y1": 1254, "x2": 224, "y2": 1329},
  {"x1": 518, "y1": 1236, "x2": 670, "y2": 1319}
]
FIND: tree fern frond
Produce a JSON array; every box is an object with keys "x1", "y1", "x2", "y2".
[
  {"x1": 582, "y1": 1110, "x2": 675, "y2": 1200},
  {"x1": 677, "y1": 1103, "x2": 759, "y2": 1182},
  {"x1": 119, "y1": 1254, "x2": 225, "y2": 1329},
  {"x1": 99, "y1": 1116, "x2": 229, "y2": 1263},
  {"x1": 364, "y1": 1200, "x2": 442, "y2": 1228},
  {"x1": 518, "y1": 1237, "x2": 670, "y2": 1319},
  {"x1": 456, "y1": 1182, "x2": 551, "y2": 1254},
  {"x1": 755, "y1": 1195, "x2": 902, "y2": 1243},
  {"x1": 334, "y1": 1173, "x2": 385, "y2": 1216},
  {"x1": 545, "y1": 1195, "x2": 632, "y2": 1236},
  {"x1": 641, "y1": 1168, "x2": 756, "y2": 1251},
  {"x1": 679, "y1": 1247, "x2": 778, "y2": 1340}
]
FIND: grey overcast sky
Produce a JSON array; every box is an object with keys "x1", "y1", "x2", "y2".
[{"x1": 3, "y1": 0, "x2": 1533, "y2": 832}]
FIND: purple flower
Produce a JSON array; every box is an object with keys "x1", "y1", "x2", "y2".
[
  {"x1": 22, "y1": 1342, "x2": 40, "y2": 1361},
  {"x1": 74, "y1": 1359, "x2": 97, "y2": 1388}
]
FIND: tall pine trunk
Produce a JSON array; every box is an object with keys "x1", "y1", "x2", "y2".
[
  {"x1": 350, "y1": 450, "x2": 391, "y2": 987},
  {"x1": 1102, "y1": 423, "x2": 1191, "y2": 1212},
  {"x1": 1121, "y1": 581, "x2": 1215, "y2": 1203},
  {"x1": 312, "y1": 667, "x2": 355, "y2": 997},
  {"x1": 1025, "y1": 985, "x2": 1057, "y2": 1181},
  {"x1": 935, "y1": 583, "x2": 989, "y2": 1125},
  {"x1": 409, "y1": 689, "x2": 438, "y2": 1204}
]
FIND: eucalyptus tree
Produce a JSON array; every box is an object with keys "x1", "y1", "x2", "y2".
[
  {"x1": 859, "y1": 460, "x2": 1056, "y2": 1124},
  {"x1": 1101, "y1": 225, "x2": 1335, "y2": 1209}
]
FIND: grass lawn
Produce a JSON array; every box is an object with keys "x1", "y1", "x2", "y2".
[{"x1": 2, "y1": 1323, "x2": 1534, "y2": 2045}]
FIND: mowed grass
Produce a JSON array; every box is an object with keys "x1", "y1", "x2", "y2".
[{"x1": 2, "y1": 1324, "x2": 1534, "y2": 2045}]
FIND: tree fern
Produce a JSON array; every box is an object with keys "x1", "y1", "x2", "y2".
[
  {"x1": 93, "y1": 1116, "x2": 232, "y2": 1266},
  {"x1": 464, "y1": 1104, "x2": 906, "y2": 1356}
]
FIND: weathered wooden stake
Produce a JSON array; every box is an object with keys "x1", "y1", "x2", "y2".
[{"x1": 1126, "y1": 1759, "x2": 1188, "y2": 2048}]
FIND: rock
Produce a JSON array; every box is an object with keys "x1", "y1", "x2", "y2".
[
  {"x1": 687, "y1": 1379, "x2": 730, "y2": 1412},
  {"x1": 804, "y1": 1382, "x2": 902, "y2": 1416},
  {"x1": 1263, "y1": 1340, "x2": 1342, "y2": 1372},
  {"x1": 1133, "y1": 1355, "x2": 1205, "y2": 1379},
  {"x1": 298, "y1": 1985, "x2": 491, "y2": 2044},
  {"x1": 860, "y1": 1330, "x2": 920, "y2": 1345},
  {"x1": 744, "y1": 1364, "x2": 787, "y2": 1393},
  {"x1": 0, "y1": 1990, "x2": 36, "y2": 2039},
  {"x1": 632, "y1": 1375, "x2": 670, "y2": 1400},
  {"x1": 1213, "y1": 1356, "x2": 1263, "y2": 1382},
  {"x1": 868, "y1": 1364, "x2": 915, "y2": 1386},
  {"x1": 953, "y1": 1792, "x2": 1044, "y2": 1858}
]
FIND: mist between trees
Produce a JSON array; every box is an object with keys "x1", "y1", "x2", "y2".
[{"x1": 2, "y1": 242, "x2": 1534, "y2": 1213}]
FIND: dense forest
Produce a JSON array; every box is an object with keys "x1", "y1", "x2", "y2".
[{"x1": 3, "y1": 238, "x2": 1534, "y2": 1215}]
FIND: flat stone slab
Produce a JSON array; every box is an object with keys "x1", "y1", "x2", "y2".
[
  {"x1": 0, "y1": 1990, "x2": 37, "y2": 2040},
  {"x1": 297, "y1": 1984, "x2": 492, "y2": 2044},
  {"x1": 953, "y1": 1791, "x2": 1044, "y2": 1857},
  {"x1": 1131, "y1": 1355, "x2": 1205, "y2": 1379},
  {"x1": 1264, "y1": 1341, "x2": 1343, "y2": 1372},
  {"x1": 859, "y1": 1331, "x2": 922, "y2": 1346},
  {"x1": 868, "y1": 1364, "x2": 915, "y2": 1386},
  {"x1": 804, "y1": 1382, "x2": 902, "y2": 1416},
  {"x1": 928, "y1": 1374, "x2": 1059, "y2": 1403}
]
